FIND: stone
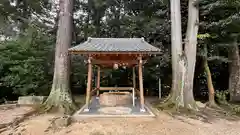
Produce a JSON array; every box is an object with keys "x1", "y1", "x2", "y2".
[
  {"x1": 17, "y1": 96, "x2": 47, "y2": 105},
  {"x1": 98, "y1": 107, "x2": 132, "y2": 114},
  {"x1": 99, "y1": 92, "x2": 132, "y2": 106}
]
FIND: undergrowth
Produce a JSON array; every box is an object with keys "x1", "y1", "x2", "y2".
[{"x1": 216, "y1": 90, "x2": 240, "y2": 115}]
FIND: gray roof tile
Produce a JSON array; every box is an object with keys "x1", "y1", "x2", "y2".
[{"x1": 68, "y1": 37, "x2": 161, "y2": 53}]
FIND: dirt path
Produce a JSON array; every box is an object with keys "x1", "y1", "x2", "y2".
[
  {"x1": 0, "y1": 105, "x2": 34, "y2": 129},
  {"x1": 2, "y1": 111, "x2": 240, "y2": 135}
]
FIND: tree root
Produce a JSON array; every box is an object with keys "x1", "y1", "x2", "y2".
[
  {"x1": 41, "y1": 101, "x2": 77, "y2": 115},
  {"x1": 161, "y1": 93, "x2": 172, "y2": 103},
  {"x1": 185, "y1": 103, "x2": 199, "y2": 112},
  {"x1": 156, "y1": 91, "x2": 200, "y2": 113},
  {"x1": 157, "y1": 100, "x2": 176, "y2": 110},
  {"x1": 157, "y1": 99, "x2": 201, "y2": 114},
  {"x1": 40, "y1": 97, "x2": 78, "y2": 115},
  {"x1": 156, "y1": 98, "x2": 184, "y2": 112},
  {"x1": 39, "y1": 85, "x2": 79, "y2": 115},
  {"x1": 205, "y1": 101, "x2": 222, "y2": 110}
]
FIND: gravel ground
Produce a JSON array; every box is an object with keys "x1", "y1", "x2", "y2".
[{"x1": 2, "y1": 111, "x2": 240, "y2": 135}]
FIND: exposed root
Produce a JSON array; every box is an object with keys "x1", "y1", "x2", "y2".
[
  {"x1": 40, "y1": 93, "x2": 78, "y2": 115},
  {"x1": 157, "y1": 99, "x2": 201, "y2": 114},
  {"x1": 157, "y1": 93, "x2": 182, "y2": 112},
  {"x1": 185, "y1": 103, "x2": 199, "y2": 112},
  {"x1": 205, "y1": 102, "x2": 222, "y2": 110},
  {"x1": 157, "y1": 100, "x2": 176, "y2": 110},
  {"x1": 157, "y1": 99, "x2": 184, "y2": 113},
  {"x1": 161, "y1": 93, "x2": 172, "y2": 103},
  {"x1": 42, "y1": 100, "x2": 77, "y2": 115}
]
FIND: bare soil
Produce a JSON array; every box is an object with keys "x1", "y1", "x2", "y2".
[
  {"x1": 1, "y1": 105, "x2": 240, "y2": 135},
  {"x1": 0, "y1": 105, "x2": 34, "y2": 129}
]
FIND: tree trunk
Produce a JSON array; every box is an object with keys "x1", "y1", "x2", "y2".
[
  {"x1": 202, "y1": 43, "x2": 216, "y2": 106},
  {"x1": 183, "y1": 0, "x2": 199, "y2": 110},
  {"x1": 229, "y1": 38, "x2": 240, "y2": 102},
  {"x1": 160, "y1": 0, "x2": 200, "y2": 111},
  {"x1": 168, "y1": 0, "x2": 184, "y2": 107},
  {"x1": 203, "y1": 58, "x2": 216, "y2": 105},
  {"x1": 43, "y1": 0, "x2": 77, "y2": 114}
]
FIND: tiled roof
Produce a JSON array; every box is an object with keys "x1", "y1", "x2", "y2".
[{"x1": 68, "y1": 37, "x2": 161, "y2": 53}]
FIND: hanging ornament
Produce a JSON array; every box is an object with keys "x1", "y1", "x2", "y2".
[
  {"x1": 113, "y1": 63, "x2": 118, "y2": 69},
  {"x1": 122, "y1": 63, "x2": 126, "y2": 69}
]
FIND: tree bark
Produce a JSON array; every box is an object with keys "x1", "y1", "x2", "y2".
[
  {"x1": 203, "y1": 58, "x2": 216, "y2": 105},
  {"x1": 183, "y1": 0, "x2": 199, "y2": 110},
  {"x1": 202, "y1": 43, "x2": 216, "y2": 106},
  {"x1": 160, "y1": 0, "x2": 199, "y2": 111},
  {"x1": 169, "y1": 0, "x2": 184, "y2": 106},
  {"x1": 229, "y1": 38, "x2": 240, "y2": 102},
  {"x1": 43, "y1": 0, "x2": 77, "y2": 114}
]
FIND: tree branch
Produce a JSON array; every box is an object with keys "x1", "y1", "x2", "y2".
[{"x1": 207, "y1": 56, "x2": 230, "y2": 62}]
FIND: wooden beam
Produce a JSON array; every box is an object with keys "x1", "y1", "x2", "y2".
[
  {"x1": 90, "y1": 88, "x2": 98, "y2": 95},
  {"x1": 105, "y1": 92, "x2": 130, "y2": 94},
  {"x1": 96, "y1": 66, "x2": 100, "y2": 97},
  {"x1": 92, "y1": 60, "x2": 143, "y2": 65},
  {"x1": 99, "y1": 87, "x2": 133, "y2": 91},
  {"x1": 138, "y1": 56, "x2": 145, "y2": 112},
  {"x1": 133, "y1": 67, "x2": 136, "y2": 89},
  {"x1": 84, "y1": 56, "x2": 92, "y2": 112}
]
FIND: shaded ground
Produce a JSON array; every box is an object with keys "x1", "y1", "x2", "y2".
[
  {"x1": 1, "y1": 103, "x2": 240, "y2": 135},
  {"x1": 1, "y1": 112, "x2": 240, "y2": 135},
  {"x1": 2, "y1": 96, "x2": 240, "y2": 135}
]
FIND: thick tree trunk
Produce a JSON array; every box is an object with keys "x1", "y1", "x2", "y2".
[
  {"x1": 168, "y1": 0, "x2": 184, "y2": 107},
  {"x1": 160, "y1": 0, "x2": 199, "y2": 111},
  {"x1": 43, "y1": 0, "x2": 76, "y2": 114},
  {"x1": 183, "y1": 0, "x2": 199, "y2": 110},
  {"x1": 229, "y1": 38, "x2": 240, "y2": 102}
]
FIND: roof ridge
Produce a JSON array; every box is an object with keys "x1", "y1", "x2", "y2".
[{"x1": 87, "y1": 37, "x2": 143, "y2": 39}]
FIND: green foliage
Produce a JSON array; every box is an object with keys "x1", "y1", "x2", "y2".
[
  {"x1": 200, "y1": 0, "x2": 240, "y2": 39},
  {"x1": 215, "y1": 90, "x2": 240, "y2": 114},
  {"x1": 0, "y1": 28, "x2": 54, "y2": 97},
  {"x1": 215, "y1": 90, "x2": 229, "y2": 104},
  {"x1": 197, "y1": 33, "x2": 211, "y2": 40},
  {"x1": 0, "y1": 0, "x2": 52, "y2": 37}
]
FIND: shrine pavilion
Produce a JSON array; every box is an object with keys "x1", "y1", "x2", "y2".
[{"x1": 68, "y1": 37, "x2": 161, "y2": 113}]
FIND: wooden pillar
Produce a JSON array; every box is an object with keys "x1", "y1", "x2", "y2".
[
  {"x1": 132, "y1": 67, "x2": 136, "y2": 89},
  {"x1": 84, "y1": 56, "x2": 92, "y2": 112},
  {"x1": 132, "y1": 67, "x2": 137, "y2": 100},
  {"x1": 96, "y1": 66, "x2": 101, "y2": 97},
  {"x1": 138, "y1": 56, "x2": 145, "y2": 112}
]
